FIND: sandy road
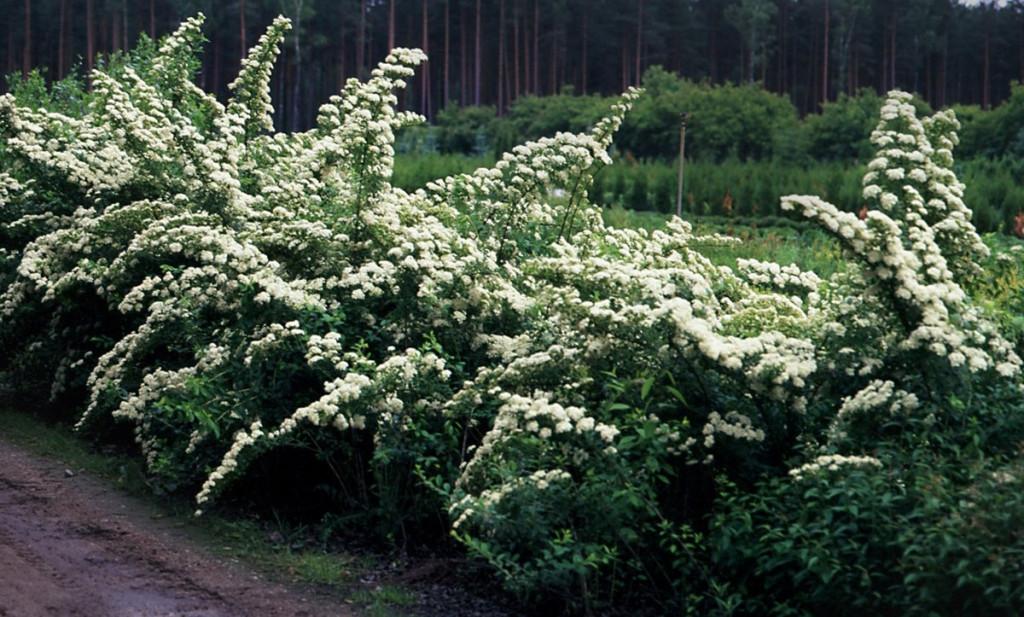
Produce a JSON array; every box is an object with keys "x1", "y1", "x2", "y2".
[{"x1": 0, "y1": 438, "x2": 354, "y2": 617}]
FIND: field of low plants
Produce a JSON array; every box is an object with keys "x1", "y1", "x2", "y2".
[
  {"x1": 3, "y1": 15, "x2": 1024, "y2": 616},
  {"x1": 393, "y1": 154, "x2": 1024, "y2": 235}
]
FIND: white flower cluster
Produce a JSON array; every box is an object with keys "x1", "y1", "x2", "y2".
[
  {"x1": 449, "y1": 469, "x2": 572, "y2": 530},
  {"x1": 863, "y1": 92, "x2": 988, "y2": 282},
  {"x1": 195, "y1": 419, "x2": 264, "y2": 509},
  {"x1": 456, "y1": 389, "x2": 620, "y2": 490},
  {"x1": 244, "y1": 321, "x2": 306, "y2": 366},
  {"x1": 664, "y1": 297, "x2": 817, "y2": 397},
  {"x1": 783, "y1": 111, "x2": 1019, "y2": 379},
  {"x1": 702, "y1": 411, "x2": 766, "y2": 450},
  {"x1": 736, "y1": 258, "x2": 822, "y2": 294},
  {"x1": 827, "y1": 379, "x2": 920, "y2": 443},
  {"x1": 227, "y1": 16, "x2": 292, "y2": 137},
  {"x1": 835, "y1": 379, "x2": 919, "y2": 421},
  {"x1": 788, "y1": 454, "x2": 883, "y2": 480}
]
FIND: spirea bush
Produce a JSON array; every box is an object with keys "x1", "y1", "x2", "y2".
[{"x1": 2, "y1": 16, "x2": 1024, "y2": 615}]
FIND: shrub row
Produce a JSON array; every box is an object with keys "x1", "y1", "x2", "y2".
[{"x1": 3, "y1": 18, "x2": 1024, "y2": 616}]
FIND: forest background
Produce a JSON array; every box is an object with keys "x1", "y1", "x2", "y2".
[{"x1": 8, "y1": 0, "x2": 1024, "y2": 230}]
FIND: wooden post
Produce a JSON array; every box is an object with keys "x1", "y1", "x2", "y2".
[{"x1": 675, "y1": 113, "x2": 689, "y2": 218}]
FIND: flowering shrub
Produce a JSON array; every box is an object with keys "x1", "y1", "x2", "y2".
[{"x1": 2, "y1": 17, "x2": 1023, "y2": 614}]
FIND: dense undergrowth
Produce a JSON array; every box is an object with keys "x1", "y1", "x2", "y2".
[{"x1": 2, "y1": 16, "x2": 1024, "y2": 616}]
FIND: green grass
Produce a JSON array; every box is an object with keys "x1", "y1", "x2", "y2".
[
  {"x1": 601, "y1": 205, "x2": 846, "y2": 276},
  {"x1": 351, "y1": 585, "x2": 419, "y2": 617}
]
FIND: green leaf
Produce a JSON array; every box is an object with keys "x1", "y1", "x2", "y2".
[{"x1": 641, "y1": 376, "x2": 655, "y2": 401}]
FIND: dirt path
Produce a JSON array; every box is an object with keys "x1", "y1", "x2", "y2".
[{"x1": 0, "y1": 438, "x2": 354, "y2": 617}]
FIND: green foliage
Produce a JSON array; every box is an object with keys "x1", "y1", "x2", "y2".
[
  {"x1": 392, "y1": 153, "x2": 495, "y2": 191},
  {"x1": 709, "y1": 382, "x2": 1024, "y2": 617},
  {"x1": 433, "y1": 104, "x2": 497, "y2": 155},
  {"x1": 422, "y1": 68, "x2": 801, "y2": 163},
  {"x1": 971, "y1": 236, "x2": 1024, "y2": 353},
  {"x1": 616, "y1": 66, "x2": 801, "y2": 161},
  {"x1": 492, "y1": 88, "x2": 612, "y2": 154},
  {"x1": 958, "y1": 83, "x2": 1024, "y2": 159},
  {"x1": 5, "y1": 69, "x2": 90, "y2": 116},
  {"x1": 803, "y1": 89, "x2": 882, "y2": 161}
]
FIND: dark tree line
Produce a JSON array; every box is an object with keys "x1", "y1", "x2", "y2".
[{"x1": 4, "y1": 0, "x2": 1024, "y2": 129}]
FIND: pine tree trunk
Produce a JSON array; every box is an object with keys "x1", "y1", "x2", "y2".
[
  {"x1": 672, "y1": 6, "x2": 682, "y2": 75},
  {"x1": 889, "y1": 15, "x2": 895, "y2": 90},
  {"x1": 806, "y1": 14, "x2": 818, "y2": 113},
  {"x1": 149, "y1": 0, "x2": 155, "y2": 38},
  {"x1": 749, "y1": 37, "x2": 756, "y2": 83},
  {"x1": 112, "y1": 8, "x2": 120, "y2": 53},
  {"x1": 709, "y1": 10, "x2": 718, "y2": 83},
  {"x1": 549, "y1": 27, "x2": 556, "y2": 94},
  {"x1": 821, "y1": 0, "x2": 829, "y2": 104},
  {"x1": 880, "y1": 16, "x2": 887, "y2": 91},
  {"x1": 58, "y1": 0, "x2": 68, "y2": 77},
  {"x1": 342, "y1": 32, "x2": 350, "y2": 90},
  {"x1": 558, "y1": 23, "x2": 565, "y2": 89},
  {"x1": 22, "y1": 0, "x2": 31, "y2": 76},
  {"x1": 6, "y1": 15, "x2": 15, "y2": 76},
  {"x1": 635, "y1": 0, "x2": 643, "y2": 86},
  {"x1": 621, "y1": 30, "x2": 628, "y2": 91},
  {"x1": 389, "y1": 0, "x2": 396, "y2": 51},
  {"x1": 777, "y1": 2, "x2": 785, "y2": 92},
  {"x1": 925, "y1": 52, "x2": 932, "y2": 106},
  {"x1": 513, "y1": 0, "x2": 520, "y2": 99},
  {"x1": 240, "y1": 0, "x2": 247, "y2": 53},
  {"x1": 86, "y1": 0, "x2": 95, "y2": 72},
  {"x1": 498, "y1": 0, "x2": 505, "y2": 114},
  {"x1": 853, "y1": 46, "x2": 859, "y2": 91},
  {"x1": 580, "y1": 5, "x2": 587, "y2": 94},
  {"x1": 213, "y1": 33, "x2": 222, "y2": 99},
  {"x1": 357, "y1": 0, "x2": 366, "y2": 77},
  {"x1": 523, "y1": 5, "x2": 530, "y2": 95},
  {"x1": 474, "y1": 0, "x2": 481, "y2": 105},
  {"x1": 761, "y1": 43, "x2": 767, "y2": 84},
  {"x1": 844, "y1": 17, "x2": 856, "y2": 94},
  {"x1": 421, "y1": 0, "x2": 430, "y2": 119},
  {"x1": 532, "y1": 0, "x2": 539, "y2": 94},
  {"x1": 1019, "y1": 12, "x2": 1024, "y2": 84},
  {"x1": 940, "y1": 31, "x2": 948, "y2": 108},
  {"x1": 444, "y1": 0, "x2": 450, "y2": 107},
  {"x1": 791, "y1": 11, "x2": 798, "y2": 100},
  {"x1": 292, "y1": 0, "x2": 303, "y2": 132},
  {"x1": 460, "y1": 5, "x2": 468, "y2": 104}
]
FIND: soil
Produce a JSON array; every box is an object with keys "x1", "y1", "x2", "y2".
[{"x1": 0, "y1": 437, "x2": 355, "y2": 617}]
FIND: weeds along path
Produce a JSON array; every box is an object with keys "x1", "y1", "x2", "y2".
[{"x1": 0, "y1": 437, "x2": 353, "y2": 617}]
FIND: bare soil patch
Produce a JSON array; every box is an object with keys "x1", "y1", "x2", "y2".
[{"x1": 0, "y1": 438, "x2": 354, "y2": 617}]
